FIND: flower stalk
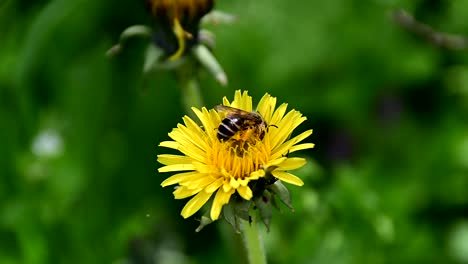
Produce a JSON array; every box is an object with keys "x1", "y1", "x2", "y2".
[
  {"x1": 179, "y1": 76, "x2": 203, "y2": 116},
  {"x1": 241, "y1": 216, "x2": 267, "y2": 264}
]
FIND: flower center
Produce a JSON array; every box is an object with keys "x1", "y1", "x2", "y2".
[{"x1": 210, "y1": 136, "x2": 270, "y2": 180}]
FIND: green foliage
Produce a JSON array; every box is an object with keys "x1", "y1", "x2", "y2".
[{"x1": 1, "y1": 0, "x2": 468, "y2": 263}]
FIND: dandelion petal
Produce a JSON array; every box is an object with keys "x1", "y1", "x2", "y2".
[
  {"x1": 181, "y1": 191, "x2": 213, "y2": 218},
  {"x1": 174, "y1": 186, "x2": 203, "y2": 199},
  {"x1": 249, "y1": 170, "x2": 265, "y2": 179},
  {"x1": 159, "y1": 141, "x2": 180, "y2": 149},
  {"x1": 160, "y1": 171, "x2": 199, "y2": 187},
  {"x1": 157, "y1": 154, "x2": 193, "y2": 165},
  {"x1": 257, "y1": 93, "x2": 276, "y2": 123},
  {"x1": 185, "y1": 176, "x2": 217, "y2": 190},
  {"x1": 288, "y1": 143, "x2": 315, "y2": 153},
  {"x1": 272, "y1": 171, "x2": 304, "y2": 186},
  {"x1": 158, "y1": 164, "x2": 196, "y2": 173},
  {"x1": 271, "y1": 129, "x2": 313, "y2": 160},
  {"x1": 265, "y1": 157, "x2": 287, "y2": 168},
  {"x1": 211, "y1": 188, "x2": 235, "y2": 220},
  {"x1": 230, "y1": 177, "x2": 240, "y2": 188},
  {"x1": 237, "y1": 185, "x2": 253, "y2": 200},
  {"x1": 278, "y1": 157, "x2": 307, "y2": 170},
  {"x1": 205, "y1": 178, "x2": 224, "y2": 193},
  {"x1": 269, "y1": 103, "x2": 288, "y2": 126}
]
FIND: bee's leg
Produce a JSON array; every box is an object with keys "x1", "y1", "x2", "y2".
[
  {"x1": 259, "y1": 130, "x2": 266, "y2": 140},
  {"x1": 267, "y1": 124, "x2": 278, "y2": 131}
]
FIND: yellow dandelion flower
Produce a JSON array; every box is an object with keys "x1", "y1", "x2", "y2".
[{"x1": 158, "y1": 90, "x2": 314, "y2": 221}]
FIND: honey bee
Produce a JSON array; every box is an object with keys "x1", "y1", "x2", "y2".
[{"x1": 215, "y1": 105, "x2": 267, "y2": 142}]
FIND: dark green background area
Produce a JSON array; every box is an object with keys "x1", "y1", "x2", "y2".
[{"x1": 1, "y1": 0, "x2": 468, "y2": 263}]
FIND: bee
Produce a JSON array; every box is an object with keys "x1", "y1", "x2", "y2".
[{"x1": 215, "y1": 105, "x2": 267, "y2": 142}]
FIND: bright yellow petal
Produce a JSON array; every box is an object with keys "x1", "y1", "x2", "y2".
[
  {"x1": 222, "y1": 96, "x2": 231, "y2": 106},
  {"x1": 231, "y1": 90, "x2": 243, "y2": 108},
  {"x1": 278, "y1": 157, "x2": 307, "y2": 171},
  {"x1": 174, "y1": 186, "x2": 203, "y2": 199},
  {"x1": 230, "y1": 177, "x2": 240, "y2": 188},
  {"x1": 289, "y1": 129, "x2": 313, "y2": 145},
  {"x1": 182, "y1": 115, "x2": 206, "y2": 138},
  {"x1": 237, "y1": 185, "x2": 253, "y2": 200},
  {"x1": 157, "y1": 154, "x2": 193, "y2": 166},
  {"x1": 222, "y1": 180, "x2": 232, "y2": 192},
  {"x1": 269, "y1": 103, "x2": 288, "y2": 127},
  {"x1": 178, "y1": 173, "x2": 211, "y2": 185},
  {"x1": 205, "y1": 177, "x2": 224, "y2": 193},
  {"x1": 243, "y1": 91, "x2": 253, "y2": 112},
  {"x1": 181, "y1": 190, "x2": 213, "y2": 218},
  {"x1": 193, "y1": 162, "x2": 218, "y2": 174},
  {"x1": 182, "y1": 175, "x2": 217, "y2": 190},
  {"x1": 237, "y1": 169, "x2": 264, "y2": 186},
  {"x1": 271, "y1": 171, "x2": 304, "y2": 186},
  {"x1": 288, "y1": 143, "x2": 315, "y2": 153},
  {"x1": 161, "y1": 171, "x2": 199, "y2": 187},
  {"x1": 159, "y1": 141, "x2": 179, "y2": 149},
  {"x1": 192, "y1": 107, "x2": 220, "y2": 143},
  {"x1": 169, "y1": 130, "x2": 207, "y2": 162},
  {"x1": 177, "y1": 146, "x2": 206, "y2": 164},
  {"x1": 271, "y1": 129, "x2": 313, "y2": 160},
  {"x1": 210, "y1": 188, "x2": 235, "y2": 220},
  {"x1": 256, "y1": 93, "x2": 276, "y2": 123},
  {"x1": 231, "y1": 90, "x2": 253, "y2": 111},
  {"x1": 158, "y1": 164, "x2": 196, "y2": 173},
  {"x1": 180, "y1": 116, "x2": 210, "y2": 149},
  {"x1": 250, "y1": 170, "x2": 265, "y2": 178},
  {"x1": 238, "y1": 178, "x2": 249, "y2": 186},
  {"x1": 270, "y1": 110, "x2": 306, "y2": 149},
  {"x1": 264, "y1": 157, "x2": 287, "y2": 168}
]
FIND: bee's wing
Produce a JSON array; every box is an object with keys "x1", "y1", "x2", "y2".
[
  {"x1": 215, "y1": 105, "x2": 239, "y2": 112},
  {"x1": 215, "y1": 105, "x2": 264, "y2": 121},
  {"x1": 214, "y1": 105, "x2": 250, "y2": 115}
]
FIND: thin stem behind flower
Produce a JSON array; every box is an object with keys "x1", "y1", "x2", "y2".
[{"x1": 179, "y1": 76, "x2": 203, "y2": 117}]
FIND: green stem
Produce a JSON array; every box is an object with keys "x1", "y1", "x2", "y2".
[
  {"x1": 180, "y1": 77, "x2": 203, "y2": 116},
  {"x1": 241, "y1": 217, "x2": 267, "y2": 264}
]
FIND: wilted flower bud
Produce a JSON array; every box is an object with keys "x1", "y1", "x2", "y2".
[
  {"x1": 145, "y1": 0, "x2": 214, "y2": 60},
  {"x1": 107, "y1": 0, "x2": 229, "y2": 86}
]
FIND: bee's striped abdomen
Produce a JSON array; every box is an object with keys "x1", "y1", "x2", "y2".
[{"x1": 217, "y1": 117, "x2": 242, "y2": 140}]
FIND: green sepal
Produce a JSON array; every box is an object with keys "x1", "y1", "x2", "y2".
[
  {"x1": 106, "y1": 25, "x2": 152, "y2": 57},
  {"x1": 268, "y1": 180, "x2": 294, "y2": 211},
  {"x1": 254, "y1": 190, "x2": 273, "y2": 231},
  {"x1": 222, "y1": 196, "x2": 252, "y2": 233},
  {"x1": 143, "y1": 44, "x2": 164, "y2": 74},
  {"x1": 191, "y1": 44, "x2": 227, "y2": 86},
  {"x1": 196, "y1": 215, "x2": 213, "y2": 232},
  {"x1": 222, "y1": 202, "x2": 238, "y2": 232},
  {"x1": 201, "y1": 11, "x2": 237, "y2": 26},
  {"x1": 195, "y1": 199, "x2": 214, "y2": 232},
  {"x1": 234, "y1": 198, "x2": 252, "y2": 221},
  {"x1": 270, "y1": 193, "x2": 281, "y2": 211}
]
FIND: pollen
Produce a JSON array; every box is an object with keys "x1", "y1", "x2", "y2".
[{"x1": 211, "y1": 138, "x2": 270, "y2": 181}]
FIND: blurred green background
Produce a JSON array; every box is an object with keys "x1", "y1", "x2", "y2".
[{"x1": 2, "y1": 0, "x2": 468, "y2": 263}]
